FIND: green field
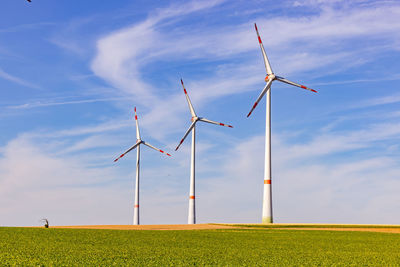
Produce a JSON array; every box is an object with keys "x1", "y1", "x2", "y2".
[{"x1": 1, "y1": 227, "x2": 400, "y2": 266}]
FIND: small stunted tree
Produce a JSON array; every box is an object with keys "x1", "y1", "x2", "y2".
[{"x1": 40, "y1": 218, "x2": 49, "y2": 228}]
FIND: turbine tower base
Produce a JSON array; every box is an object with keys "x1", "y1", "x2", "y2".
[{"x1": 262, "y1": 216, "x2": 273, "y2": 224}]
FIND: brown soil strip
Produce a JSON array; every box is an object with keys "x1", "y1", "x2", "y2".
[
  {"x1": 274, "y1": 227, "x2": 400, "y2": 234},
  {"x1": 50, "y1": 224, "x2": 237, "y2": 231}
]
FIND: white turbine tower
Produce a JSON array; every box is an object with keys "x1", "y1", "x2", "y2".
[
  {"x1": 247, "y1": 24, "x2": 317, "y2": 224},
  {"x1": 114, "y1": 107, "x2": 171, "y2": 225},
  {"x1": 176, "y1": 79, "x2": 233, "y2": 224}
]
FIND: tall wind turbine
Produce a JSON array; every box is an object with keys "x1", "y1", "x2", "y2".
[
  {"x1": 114, "y1": 107, "x2": 171, "y2": 225},
  {"x1": 247, "y1": 24, "x2": 317, "y2": 224},
  {"x1": 176, "y1": 79, "x2": 233, "y2": 224}
]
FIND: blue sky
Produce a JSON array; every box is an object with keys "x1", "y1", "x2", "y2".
[{"x1": 1, "y1": 0, "x2": 400, "y2": 226}]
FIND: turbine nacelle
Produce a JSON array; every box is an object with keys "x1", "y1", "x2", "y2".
[{"x1": 265, "y1": 74, "x2": 276, "y2": 82}]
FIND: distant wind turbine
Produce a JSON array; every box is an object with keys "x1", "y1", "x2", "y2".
[
  {"x1": 176, "y1": 79, "x2": 233, "y2": 224},
  {"x1": 114, "y1": 107, "x2": 171, "y2": 225},
  {"x1": 247, "y1": 23, "x2": 317, "y2": 224}
]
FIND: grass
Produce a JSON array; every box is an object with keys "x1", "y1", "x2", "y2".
[{"x1": 1, "y1": 227, "x2": 400, "y2": 265}]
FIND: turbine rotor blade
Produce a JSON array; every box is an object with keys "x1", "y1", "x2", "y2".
[
  {"x1": 134, "y1": 107, "x2": 141, "y2": 140},
  {"x1": 175, "y1": 120, "x2": 196, "y2": 151},
  {"x1": 181, "y1": 79, "x2": 197, "y2": 117},
  {"x1": 114, "y1": 141, "x2": 141, "y2": 162},
  {"x1": 276, "y1": 76, "x2": 317, "y2": 93},
  {"x1": 142, "y1": 141, "x2": 171, "y2": 156},
  {"x1": 199, "y1": 118, "x2": 233, "y2": 128},
  {"x1": 247, "y1": 79, "x2": 273, "y2": 117},
  {"x1": 255, "y1": 23, "x2": 273, "y2": 75}
]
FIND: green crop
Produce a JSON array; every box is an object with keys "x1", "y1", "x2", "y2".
[{"x1": 1, "y1": 227, "x2": 400, "y2": 266}]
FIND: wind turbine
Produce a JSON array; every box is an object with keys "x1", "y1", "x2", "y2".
[
  {"x1": 176, "y1": 79, "x2": 233, "y2": 224},
  {"x1": 114, "y1": 107, "x2": 171, "y2": 225},
  {"x1": 247, "y1": 23, "x2": 317, "y2": 224}
]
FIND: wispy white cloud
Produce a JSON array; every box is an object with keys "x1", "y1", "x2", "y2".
[
  {"x1": 351, "y1": 92, "x2": 400, "y2": 109},
  {"x1": 42, "y1": 120, "x2": 131, "y2": 138},
  {"x1": 49, "y1": 38, "x2": 87, "y2": 55},
  {"x1": 0, "y1": 22, "x2": 54, "y2": 33},
  {"x1": 91, "y1": 0, "x2": 226, "y2": 98},
  {"x1": 61, "y1": 134, "x2": 125, "y2": 154},
  {"x1": 0, "y1": 134, "x2": 131, "y2": 226},
  {"x1": 273, "y1": 120, "x2": 400, "y2": 166},
  {"x1": 7, "y1": 97, "x2": 128, "y2": 109},
  {"x1": 0, "y1": 67, "x2": 40, "y2": 89},
  {"x1": 90, "y1": 0, "x2": 400, "y2": 143},
  {"x1": 47, "y1": 15, "x2": 100, "y2": 55},
  {"x1": 313, "y1": 75, "x2": 400, "y2": 87}
]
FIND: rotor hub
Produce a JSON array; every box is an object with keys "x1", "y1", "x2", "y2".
[{"x1": 265, "y1": 74, "x2": 275, "y2": 82}]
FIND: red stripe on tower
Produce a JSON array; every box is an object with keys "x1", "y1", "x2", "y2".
[
  {"x1": 189, "y1": 196, "x2": 195, "y2": 199},
  {"x1": 134, "y1": 205, "x2": 139, "y2": 208},
  {"x1": 264, "y1": 180, "x2": 271, "y2": 184}
]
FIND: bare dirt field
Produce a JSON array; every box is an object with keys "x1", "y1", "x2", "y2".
[
  {"x1": 275, "y1": 227, "x2": 400, "y2": 234},
  {"x1": 50, "y1": 224, "x2": 237, "y2": 231},
  {"x1": 48, "y1": 224, "x2": 400, "y2": 233}
]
